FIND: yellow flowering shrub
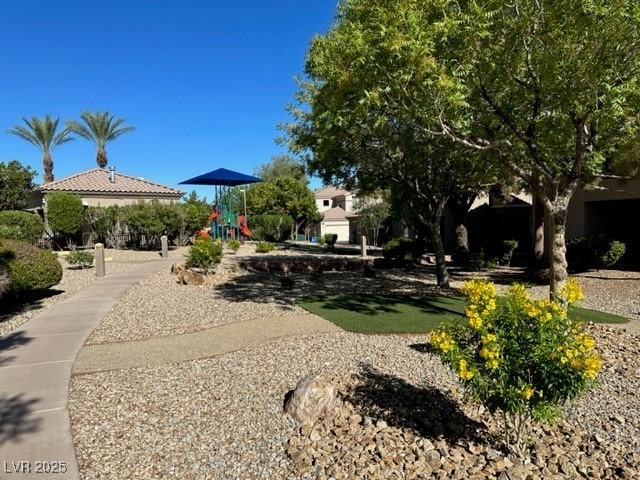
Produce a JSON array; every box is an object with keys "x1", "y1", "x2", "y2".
[{"x1": 429, "y1": 278, "x2": 602, "y2": 456}]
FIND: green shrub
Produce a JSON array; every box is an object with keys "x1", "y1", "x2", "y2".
[
  {"x1": 86, "y1": 205, "x2": 126, "y2": 249},
  {"x1": 430, "y1": 278, "x2": 600, "y2": 456},
  {"x1": 120, "y1": 201, "x2": 184, "y2": 249},
  {"x1": 250, "y1": 214, "x2": 294, "y2": 242},
  {"x1": 0, "y1": 250, "x2": 11, "y2": 297},
  {"x1": 599, "y1": 240, "x2": 626, "y2": 267},
  {"x1": 66, "y1": 249, "x2": 94, "y2": 268},
  {"x1": 499, "y1": 239, "x2": 519, "y2": 266},
  {"x1": 456, "y1": 249, "x2": 497, "y2": 271},
  {"x1": 382, "y1": 237, "x2": 417, "y2": 261},
  {"x1": 0, "y1": 239, "x2": 62, "y2": 293},
  {"x1": 185, "y1": 236, "x2": 223, "y2": 274},
  {"x1": 324, "y1": 233, "x2": 338, "y2": 248},
  {"x1": 45, "y1": 191, "x2": 85, "y2": 236},
  {"x1": 227, "y1": 239, "x2": 241, "y2": 253},
  {"x1": 255, "y1": 241, "x2": 275, "y2": 253},
  {"x1": 567, "y1": 234, "x2": 626, "y2": 270},
  {"x1": 0, "y1": 210, "x2": 44, "y2": 243}
]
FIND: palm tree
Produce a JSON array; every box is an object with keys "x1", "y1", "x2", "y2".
[
  {"x1": 7, "y1": 115, "x2": 74, "y2": 183},
  {"x1": 66, "y1": 111, "x2": 135, "y2": 168}
]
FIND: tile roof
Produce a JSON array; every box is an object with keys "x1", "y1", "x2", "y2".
[
  {"x1": 322, "y1": 206, "x2": 348, "y2": 221},
  {"x1": 36, "y1": 168, "x2": 184, "y2": 196},
  {"x1": 314, "y1": 186, "x2": 350, "y2": 199}
]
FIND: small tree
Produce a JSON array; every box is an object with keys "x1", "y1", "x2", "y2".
[
  {"x1": 177, "y1": 191, "x2": 210, "y2": 245},
  {"x1": 0, "y1": 160, "x2": 37, "y2": 211},
  {"x1": 355, "y1": 198, "x2": 390, "y2": 247},
  {"x1": 45, "y1": 191, "x2": 85, "y2": 242}
]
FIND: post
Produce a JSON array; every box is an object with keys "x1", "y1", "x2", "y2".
[
  {"x1": 161, "y1": 235, "x2": 169, "y2": 258},
  {"x1": 240, "y1": 189, "x2": 247, "y2": 218},
  {"x1": 361, "y1": 235, "x2": 367, "y2": 258},
  {"x1": 95, "y1": 243, "x2": 105, "y2": 278}
]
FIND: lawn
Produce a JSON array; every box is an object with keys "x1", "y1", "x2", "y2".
[{"x1": 297, "y1": 293, "x2": 628, "y2": 334}]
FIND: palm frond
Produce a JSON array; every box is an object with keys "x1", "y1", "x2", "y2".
[{"x1": 67, "y1": 110, "x2": 135, "y2": 167}]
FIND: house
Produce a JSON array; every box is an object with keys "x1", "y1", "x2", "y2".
[
  {"x1": 450, "y1": 190, "x2": 534, "y2": 255},
  {"x1": 567, "y1": 178, "x2": 640, "y2": 261},
  {"x1": 313, "y1": 186, "x2": 357, "y2": 242},
  {"x1": 458, "y1": 179, "x2": 640, "y2": 263},
  {"x1": 28, "y1": 167, "x2": 185, "y2": 248},
  {"x1": 28, "y1": 166, "x2": 184, "y2": 209}
]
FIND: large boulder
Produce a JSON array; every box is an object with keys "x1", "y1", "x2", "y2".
[{"x1": 284, "y1": 375, "x2": 337, "y2": 425}]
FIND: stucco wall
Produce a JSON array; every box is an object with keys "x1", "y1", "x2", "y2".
[{"x1": 567, "y1": 179, "x2": 640, "y2": 238}]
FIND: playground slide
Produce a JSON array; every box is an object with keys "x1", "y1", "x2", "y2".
[{"x1": 240, "y1": 224, "x2": 251, "y2": 237}]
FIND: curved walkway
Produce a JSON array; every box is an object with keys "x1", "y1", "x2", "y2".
[
  {"x1": 73, "y1": 313, "x2": 340, "y2": 374},
  {"x1": 0, "y1": 255, "x2": 340, "y2": 480},
  {"x1": 0, "y1": 258, "x2": 174, "y2": 479}
]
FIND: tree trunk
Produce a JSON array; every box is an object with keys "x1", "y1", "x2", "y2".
[
  {"x1": 532, "y1": 195, "x2": 545, "y2": 263},
  {"x1": 97, "y1": 148, "x2": 108, "y2": 168},
  {"x1": 448, "y1": 193, "x2": 476, "y2": 253},
  {"x1": 429, "y1": 220, "x2": 450, "y2": 288},
  {"x1": 43, "y1": 151, "x2": 54, "y2": 183},
  {"x1": 544, "y1": 195, "x2": 571, "y2": 299},
  {"x1": 454, "y1": 223, "x2": 469, "y2": 252}
]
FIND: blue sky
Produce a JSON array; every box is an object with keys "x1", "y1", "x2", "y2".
[{"x1": 0, "y1": 1, "x2": 337, "y2": 201}]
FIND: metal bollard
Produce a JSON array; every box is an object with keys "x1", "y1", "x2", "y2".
[
  {"x1": 161, "y1": 235, "x2": 169, "y2": 258},
  {"x1": 361, "y1": 235, "x2": 367, "y2": 258},
  {"x1": 95, "y1": 243, "x2": 105, "y2": 278}
]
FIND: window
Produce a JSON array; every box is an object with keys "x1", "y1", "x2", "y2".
[{"x1": 323, "y1": 199, "x2": 330, "y2": 207}]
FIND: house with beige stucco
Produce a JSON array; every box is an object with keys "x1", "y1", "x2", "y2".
[
  {"x1": 313, "y1": 186, "x2": 357, "y2": 243},
  {"x1": 566, "y1": 178, "x2": 640, "y2": 262},
  {"x1": 28, "y1": 166, "x2": 184, "y2": 209},
  {"x1": 28, "y1": 166, "x2": 184, "y2": 248}
]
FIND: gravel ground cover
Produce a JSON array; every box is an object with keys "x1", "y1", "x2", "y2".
[
  {"x1": 0, "y1": 248, "x2": 178, "y2": 337},
  {"x1": 70, "y1": 326, "x2": 640, "y2": 479},
  {"x1": 3, "y1": 244, "x2": 640, "y2": 478}
]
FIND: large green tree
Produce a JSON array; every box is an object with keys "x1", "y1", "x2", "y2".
[
  {"x1": 7, "y1": 115, "x2": 74, "y2": 183},
  {"x1": 248, "y1": 176, "x2": 319, "y2": 240},
  {"x1": 286, "y1": 0, "x2": 499, "y2": 287},
  {"x1": 254, "y1": 155, "x2": 307, "y2": 183},
  {"x1": 397, "y1": 0, "x2": 640, "y2": 296},
  {"x1": 0, "y1": 160, "x2": 37, "y2": 211},
  {"x1": 66, "y1": 111, "x2": 135, "y2": 168}
]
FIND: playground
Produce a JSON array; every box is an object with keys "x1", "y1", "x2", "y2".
[{"x1": 180, "y1": 167, "x2": 260, "y2": 241}]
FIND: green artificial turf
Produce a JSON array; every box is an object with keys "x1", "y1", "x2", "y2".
[{"x1": 297, "y1": 293, "x2": 628, "y2": 334}]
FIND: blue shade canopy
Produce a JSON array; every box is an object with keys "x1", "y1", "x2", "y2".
[{"x1": 179, "y1": 168, "x2": 262, "y2": 186}]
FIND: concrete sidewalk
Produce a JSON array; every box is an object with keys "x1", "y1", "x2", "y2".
[
  {"x1": 0, "y1": 257, "x2": 174, "y2": 480},
  {"x1": 73, "y1": 313, "x2": 341, "y2": 374}
]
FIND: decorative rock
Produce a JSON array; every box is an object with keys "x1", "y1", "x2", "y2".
[
  {"x1": 170, "y1": 262, "x2": 205, "y2": 286},
  {"x1": 284, "y1": 375, "x2": 337, "y2": 425}
]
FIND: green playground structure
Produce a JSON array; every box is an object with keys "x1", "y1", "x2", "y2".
[{"x1": 179, "y1": 167, "x2": 262, "y2": 240}]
